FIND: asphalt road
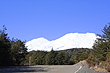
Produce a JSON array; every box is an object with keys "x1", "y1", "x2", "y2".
[{"x1": 0, "y1": 63, "x2": 106, "y2": 73}]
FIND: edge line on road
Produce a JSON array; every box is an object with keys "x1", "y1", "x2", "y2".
[{"x1": 74, "y1": 66, "x2": 82, "y2": 73}]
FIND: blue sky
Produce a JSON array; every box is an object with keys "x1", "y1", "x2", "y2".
[{"x1": 0, "y1": 0, "x2": 110, "y2": 42}]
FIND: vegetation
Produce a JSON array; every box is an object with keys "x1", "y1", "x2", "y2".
[
  {"x1": 24, "y1": 48, "x2": 88, "y2": 65},
  {"x1": 0, "y1": 25, "x2": 27, "y2": 66},
  {"x1": 86, "y1": 23, "x2": 110, "y2": 72},
  {"x1": 0, "y1": 25, "x2": 12, "y2": 66}
]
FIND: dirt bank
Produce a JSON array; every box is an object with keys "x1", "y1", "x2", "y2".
[{"x1": 79, "y1": 60, "x2": 107, "y2": 73}]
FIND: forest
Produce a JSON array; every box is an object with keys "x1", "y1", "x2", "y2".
[
  {"x1": 24, "y1": 48, "x2": 89, "y2": 65},
  {"x1": 0, "y1": 23, "x2": 110, "y2": 71}
]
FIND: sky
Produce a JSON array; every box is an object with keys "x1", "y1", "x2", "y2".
[{"x1": 0, "y1": 0, "x2": 110, "y2": 42}]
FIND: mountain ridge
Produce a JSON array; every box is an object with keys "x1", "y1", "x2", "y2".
[{"x1": 25, "y1": 33, "x2": 98, "y2": 51}]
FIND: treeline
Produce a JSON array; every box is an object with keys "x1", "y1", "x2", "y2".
[
  {"x1": 24, "y1": 48, "x2": 89, "y2": 65},
  {"x1": 0, "y1": 25, "x2": 27, "y2": 66}
]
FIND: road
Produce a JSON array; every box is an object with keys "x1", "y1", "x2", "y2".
[{"x1": 0, "y1": 63, "x2": 106, "y2": 73}]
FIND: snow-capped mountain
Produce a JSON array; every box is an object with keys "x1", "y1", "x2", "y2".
[{"x1": 25, "y1": 33, "x2": 98, "y2": 51}]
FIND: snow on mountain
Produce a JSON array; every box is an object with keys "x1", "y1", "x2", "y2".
[{"x1": 25, "y1": 33, "x2": 98, "y2": 51}]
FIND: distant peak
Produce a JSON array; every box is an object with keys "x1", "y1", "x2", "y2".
[
  {"x1": 37, "y1": 37, "x2": 48, "y2": 40},
  {"x1": 63, "y1": 32, "x2": 96, "y2": 37},
  {"x1": 26, "y1": 32, "x2": 97, "y2": 51}
]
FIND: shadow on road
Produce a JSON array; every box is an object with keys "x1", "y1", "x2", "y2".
[{"x1": 0, "y1": 66, "x2": 48, "y2": 73}]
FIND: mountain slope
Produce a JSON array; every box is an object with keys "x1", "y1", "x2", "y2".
[{"x1": 25, "y1": 33, "x2": 97, "y2": 51}]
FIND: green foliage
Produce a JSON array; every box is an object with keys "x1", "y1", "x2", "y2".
[
  {"x1": 93, "y1": 24, "x2": 110, "y2": 59},
  {"x1": 24, "y1": 48, "x2": 88, "y2": 65},
  {"x1": 73, "y1": 49, "x2": 91, "y2": 62},
  {"x1": 55, "y1": 52, "x2": 65, "y2": 65},
  {"x1": 45, "y1": 49, "x2": 58, "y2": 65},
  {"x1": 0, "y1": 25, "x2": 12, "y2": 66},
  {"x1": 92, "y1": 42, "x2": 108, "y2": 62},
  {"x1": 10, "y1": 40, "x2": 27, "y2": 65},
  {"x1": 0, "y1": 25, "x2": 27, "y2": 66},
  {"x1": 89, "y1": 23, "x2": 110, "y2": 71},
  {"x1": 32, "y1": 51, "x2": 47, "y2": 65}
]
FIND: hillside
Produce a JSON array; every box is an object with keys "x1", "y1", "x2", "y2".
[{"x1": 25, "y1": 48, "x2": 90, "y2": 65}]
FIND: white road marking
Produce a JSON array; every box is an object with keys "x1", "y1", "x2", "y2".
[{"x1": 74, "y1": 66, "x2": 82, "y2": 73}]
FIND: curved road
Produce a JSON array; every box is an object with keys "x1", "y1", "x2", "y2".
[{"x1": 0, "y1": 64, "x2": 106, "y2": 73}]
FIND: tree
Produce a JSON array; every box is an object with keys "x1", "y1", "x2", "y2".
[
  {"x1": 0, "y1": 25, "x2": 12, "y2": 66},
  {"x1": 45, "y1": 49, "x2": 58, "y2": 65},
  {"x1": 92, "y1": 23, "x2": 110, "y2": 69},
  {"x1": 55, "y1": 52, "x2": 65, "y2": 65},
  {"x1": 32, "y1": 51, "x2": 47, "y2": 65},
  {"x1": 73, "y1": 49, "x2": 91, "y2": 63},
  {"x1": 10, "y1": 40, "x2": 27, "y2": 65}
]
